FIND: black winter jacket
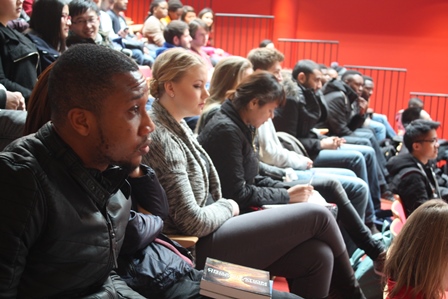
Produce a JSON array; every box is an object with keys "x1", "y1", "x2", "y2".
[
  {"x1": 198, "y1": 100, "x2": 290, "y2": 212},
  {"x1": 0, "y1": 24, "x2": 38, "y2": 101},
  {"x1": 0, "y1": 123, "x2": 143, "y2": 299},
  {"x1": 322, "y1": 79, "x2": 366, "y2": 137},
  {"x1": 117, "y1": 166, "x2": 194, "y2": 297},
  {"x1": 273, "y1": 76, "x2": 328, "y2": 160},
  {"x1": 386, "y1": 153, "x2": 447, "y2": 217},
  {"x1": 26, "y1": 32, "x2": 59, "y2": 75}
]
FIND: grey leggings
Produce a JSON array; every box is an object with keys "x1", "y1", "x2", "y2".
[{"x1": 195, "y1": 203, "x2": 345, "y2": 298}]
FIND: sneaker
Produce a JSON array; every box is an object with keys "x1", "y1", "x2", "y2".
[{"x1": 373, "y1": 251, "x2": 386, "y2": 277}]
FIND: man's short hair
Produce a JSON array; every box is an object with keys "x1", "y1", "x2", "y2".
[
  {"x1": 189, "y1": 18, "x2": 209, "y2": 39},
  {"x1": 167, "y1": 0, "x2": 183, "y2": 12},
  {"x1": 341, "y1": 70, "x2": 363, "y2": 82},
  {"x1": 292, "y1": 59, "x2": 319, "y2": 80},
  {"x1": 259, "y1": 39, "x2": 273, "y2": 48},
  {"x1": 247, "y1": 47, "x2": 284, "y2": 71},
  {"x1": 49, "y1": 44, "x2": 138, "y2": 125},
  {"x1": 409, "y1": 97, "x2": 424, "y2": 108},
  {"x1": 401, "y1": 107, "x2": 423, "y2": 128},
  {"x1": 363, "y1": 75, "x2": 373, "y2": 84},
  {"x1": 403, "y1": 119, "x2": 440, "y2": 152},
  {"x1": 163, "y1": 20, "x2": 188, "y2": 44},
  {"x1": 69, "y1": 0, "x2": 100, "y2": 18}
]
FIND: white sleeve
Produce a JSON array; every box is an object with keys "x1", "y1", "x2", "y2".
[{"x1": 258, "y1": 119, "x2": 309, "y2": 170}]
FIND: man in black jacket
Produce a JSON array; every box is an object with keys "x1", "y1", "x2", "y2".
[
  {"x1": 272, "y1": 59, "x2": 385, "y2": 226},
  {"x1": 322, "y1": 71, "x2": 392, "y2": 201},
  {"x1": 387, "y1": 119, "x2": 448, "y2": 217},
  {"x1": 0, "y1": 44, "x2": 149, "y2": 298}
]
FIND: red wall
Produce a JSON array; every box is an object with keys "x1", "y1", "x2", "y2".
[{"x1": 127, "y1": 0, "x2": 448, "y2": 129}]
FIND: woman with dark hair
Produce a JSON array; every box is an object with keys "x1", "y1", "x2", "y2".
[
  {"x1": 181, "y1": 5, "x2": 196, "y2": 24},
  {"x1": 198, "y1": 8, "x2": 213, "y2": 30},
  {"x1": 145, "y1": 48, "x2": 365, "y2": 298},
  {"x1": 26, "y1": 0, "x2": 70, "y2": 74}
]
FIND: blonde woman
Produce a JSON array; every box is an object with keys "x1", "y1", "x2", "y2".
[
  {"x1": 143, "y1": 48, "x2": 364, "y2": 298},
  {"x1": 384, "y1": 199, "x2": 448, "y2": 299},
  {"x1": 196, "y1": 56, "x2": 253, "y2": 134}
]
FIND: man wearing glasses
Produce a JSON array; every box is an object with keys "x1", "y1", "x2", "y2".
[{"x1": 386, "y1": 119, "x2": 448, "y2": 217}]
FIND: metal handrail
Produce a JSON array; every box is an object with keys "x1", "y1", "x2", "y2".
[
  {"x1": 344, "y1": 65, "x2": 407, "y2": 72},
  {"x1": 215, "y1": 13, "x2": 274, "y2": 19},
  {"x1": 410, "y1": 92, "x2": 448, "y2": 97},
  {"x1": 278, "y1": 38, "x2": 339, "y2": 44}
]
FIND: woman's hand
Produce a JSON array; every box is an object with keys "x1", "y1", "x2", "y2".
[
  {"x1": 228, "y1": 199, "x2": 240, "y2": 216},
  {"x1": 287, "y1": 184, "x2": 314, "y2": 203}
]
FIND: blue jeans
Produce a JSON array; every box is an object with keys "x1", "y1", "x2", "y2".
[
  {"x1": 364, "y1": 119, "x2": 386, "y2": 142},
  {"x1": 343, "y1": 128, "x2": 389, "y2": 183},
  {"x1": 295, "y1": 168, "x2": 368, "y2": 220},
  {"x1": 372, "y1": 113, "x2": 397, "y2": 138}
]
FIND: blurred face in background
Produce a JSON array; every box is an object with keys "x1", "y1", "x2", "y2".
[
  {"x1": 201, "y1": 12, "x2": 213, "y2": 27},
  {"x1": 191, "y1": 26, "x2": 208, "y2": 48},
  {"x1": 70, "y1": 8, "x2": 99, "y2": 40}
]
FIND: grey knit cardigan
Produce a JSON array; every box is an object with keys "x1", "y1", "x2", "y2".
[{"x1": 142, "y1": 101, "x2": 234, "y2": 237}]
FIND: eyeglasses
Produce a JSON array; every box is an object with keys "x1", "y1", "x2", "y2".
[
  {"x1": 61, "y1": 13, "x2": 71, "y2": 21},
  {"x1": 415, "y1": 138, "x2": 438, "y2": 144},
  {"x1": 71, "y1": 18, "x2": 98, "y2": 26}
]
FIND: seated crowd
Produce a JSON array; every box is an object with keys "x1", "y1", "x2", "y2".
[{"x1": 1, "y1": 0, "x2": 446, "y2": 298}]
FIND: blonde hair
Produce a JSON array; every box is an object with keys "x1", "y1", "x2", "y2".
[
  {"x1": 149, "y1": 48, "x2": 204, "y2": 99},
  {"x1": 205, "y1": 56, "x2": 252, "y2": 110},
  {"x1": 384, "y1": 199, "x2": 448, "y2": 299}
]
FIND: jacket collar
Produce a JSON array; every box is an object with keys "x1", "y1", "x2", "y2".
[
  {"x1": 35, "y1": 122, "x2": 130, "y2": 207},
  {"x1": 220, "y1": 99, "x2": 255, "y2": 143},
  {"x1": 323, "y1": 78, "x2": 359, "y2": 104}
]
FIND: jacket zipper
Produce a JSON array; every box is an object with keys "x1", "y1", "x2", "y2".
[
  {"x1": 106, "y1": 213, "x2": 119, "y2": 269},
  {"x1": 13, "y1": 51, "x2": 39, "y2": 63},
  {"x1": 14, "y1": 51, "x2": 40, "y2": 71}
]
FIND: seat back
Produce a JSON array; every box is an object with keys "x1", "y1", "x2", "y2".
[
  {"x1": 390, "y1": 217, "x2": 404, "y2": 237},
  {"x1": 391, "y1": 197, "x2": 407, "y2": 224}
]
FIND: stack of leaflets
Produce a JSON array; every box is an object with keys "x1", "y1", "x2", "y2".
[{"x1": 200, "y1": 257, "x2": 272, "y2": 299}]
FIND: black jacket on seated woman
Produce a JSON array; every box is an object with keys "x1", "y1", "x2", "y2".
[{"x1": 198, "y1": 99, "x2": 291, "y2": 212}]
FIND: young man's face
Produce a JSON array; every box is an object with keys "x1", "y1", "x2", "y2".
[
  {"x1": 301, "y1": 69, "x2": 322, "y2": 92},
  {"x1": 266, "y1": 61, "x2": 283, "y2": 82},
  {"x1": 114, "y1": 0, "x2": 127, "y2": 11},
  {"x1": 175, "y1": 28, "x2": 192, "y2": 49},
  {"x1": 89, "y1": 71, "x2": 154, "y2": 171},
  {"x1": 191, "y1": 26, "x2": 208, "y2": 48},
  {"x1": 413, "y1": 129, "x2": 439, "y2": 162},
  {"x1": 362, "y1": 79, "x2": 374, "y2": 100},
  {"x1": 70, "y1": 9, "x2": 100, "y2": 40},
  {"x1": 347, "y1": 74, "x2": 364, "y2": 96}
]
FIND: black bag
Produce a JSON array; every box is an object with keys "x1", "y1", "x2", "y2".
[{"x1": 380, "y1": 139, "x2": 398, "y2": 162}]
